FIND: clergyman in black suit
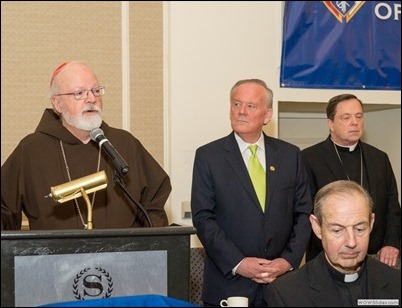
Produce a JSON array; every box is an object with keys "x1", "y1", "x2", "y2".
[
  {"x1": 191, "y1": 79, "x2": 312, "y2": 307},
  {"x1": 302, "y1": 94, "x2": 401, "y2": 267},
  {"x1": 265, "y1": 180, "x2": 401, "y2": 307}
]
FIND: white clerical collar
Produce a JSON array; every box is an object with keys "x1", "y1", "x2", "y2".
[
  {"x1": 332, "y1": 140, "x2": 358, "y2": 152},
  {"x1": 325, "y1": 254, "x2": 365, "y2": 283},
  {"x1": 344, "y1": 272, "x2": 359, "y2": 282}
]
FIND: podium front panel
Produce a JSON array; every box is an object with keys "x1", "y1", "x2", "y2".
[{"x1": 1, "y1": 226, "x2": 196, "y2": 307}]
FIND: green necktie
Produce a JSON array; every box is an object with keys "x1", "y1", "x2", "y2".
[{"x1": 248, "y1": 145, "x2": 266, "y2": 211}]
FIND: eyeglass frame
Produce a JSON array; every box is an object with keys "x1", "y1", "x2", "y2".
[{"x1": 53, "y1": 86, "x2": 106, "y2": 100}]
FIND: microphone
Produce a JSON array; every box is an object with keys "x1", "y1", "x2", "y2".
[
  {"x1": 90, "y1": 128, "x2": 129, "y2": 176},
  {"x1": 48, "y1": 171, "x2": 108, "y2": 203}
]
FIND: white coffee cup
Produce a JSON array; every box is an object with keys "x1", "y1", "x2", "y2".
[{"x1": 220, "y1": 296, "x2": 249, "y2": 307}]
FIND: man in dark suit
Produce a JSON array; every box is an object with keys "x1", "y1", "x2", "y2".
[
  {"x1": 265, "y1": 180, "x2": 401, "y2": 307},
  {"x1": 302, "y1": 94, "x2": 401, "y2": 267},
  {"x1": 191, "y1": 79, "x2": 312, "y2": 306}
]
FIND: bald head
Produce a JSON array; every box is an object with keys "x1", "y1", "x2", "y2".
[{"x1": 49, "y1": 61, "x2": 98, "y2": 96}]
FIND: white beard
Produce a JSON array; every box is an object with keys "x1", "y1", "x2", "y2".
[{"x1": 62, "y1": 107, "x2": 103, "y2": 131}]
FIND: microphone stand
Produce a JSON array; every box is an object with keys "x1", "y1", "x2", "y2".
[{"x1": 113, "y1": 171, "x2": 153, "y2": 227}]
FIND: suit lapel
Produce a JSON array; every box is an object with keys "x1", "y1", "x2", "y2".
[
  {"x1": 366, "y1": 258, "x2": 389, "y2": 298},
  {"x1": 223, "y1": 133, "x2": 261, "y2": 210},
  {"x1": 309, "y1": 254, "x2": 343, "y2": 306},
  {"x1": 321, "y1": 137, "x2": 349, "y2": 181},
  {"x1": 264, "y1": 135, "x2": 279, "y2": 214},
  {"x1": 359, "y1": 142, "x2": 376, "y2": 195}
]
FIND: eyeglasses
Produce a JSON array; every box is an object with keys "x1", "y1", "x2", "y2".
[{"x1": 53, "y1": 86, "x2": 106, "y2": 100}]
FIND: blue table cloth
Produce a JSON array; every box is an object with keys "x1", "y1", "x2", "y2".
[{"x1": 39, "y1": 294, "x2": 200, "y2": 307}]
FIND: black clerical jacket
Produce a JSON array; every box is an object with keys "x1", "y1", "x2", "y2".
[{"x1": 265, "y1": 253, "x2": 401, "y2": 307}]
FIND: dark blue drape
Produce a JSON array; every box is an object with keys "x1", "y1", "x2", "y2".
[{"x1": 280, "y1": 1, "x2": 401, "y2": 90}]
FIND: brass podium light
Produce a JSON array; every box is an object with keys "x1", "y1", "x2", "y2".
[{"x1": 48, "y1": 170, "x2": 108, "y2": 229}]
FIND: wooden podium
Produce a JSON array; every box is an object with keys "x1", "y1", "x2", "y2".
[{"x1": 1, "y1": 225, "x2": 196, "y2": 307}]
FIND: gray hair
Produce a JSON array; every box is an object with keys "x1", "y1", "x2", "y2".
[
  {"x1": 314, "y1": 180, "x2": 373, "y2": 225},
  {"x1": 230, "y1": 79, "x2": 273, "y2": 109}
]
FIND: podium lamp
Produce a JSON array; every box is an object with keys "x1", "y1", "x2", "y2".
[{"x1": 48, "y1": 171, "x2": 108, "y2": 229}]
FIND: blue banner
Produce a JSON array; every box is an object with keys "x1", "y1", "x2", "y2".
[{"x1": 280, "y1": 1, "x2": 401, "y2": 90}]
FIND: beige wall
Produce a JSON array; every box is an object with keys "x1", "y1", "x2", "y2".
[
  {"x1": 130, "y1": 2, "x2": 164, "y2": 162},
  {"x1": 1, "y1": 1, "x2": 164, "y2": 165}
]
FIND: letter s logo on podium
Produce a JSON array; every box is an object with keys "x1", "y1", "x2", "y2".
[{"x1": 72, "y1": 267, "x2": 114, "y2": 300}]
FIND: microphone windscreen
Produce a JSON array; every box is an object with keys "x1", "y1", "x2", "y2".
[{"x1": 90, "y1": 127, "x2": 104, "y2": 142}]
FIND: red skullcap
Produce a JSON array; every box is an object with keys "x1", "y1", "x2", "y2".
[{"x1": 49, "y1": 62, "x2": 71, "y2": 87}]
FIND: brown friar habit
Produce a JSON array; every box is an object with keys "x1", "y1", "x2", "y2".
[{"x1": 1, "y1": 109, "x2": 171, "y2": 230}]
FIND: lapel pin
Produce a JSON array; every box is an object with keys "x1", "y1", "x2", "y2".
[{"x1": 269, "y1": 166, "x2": 275, "y2": 172}]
